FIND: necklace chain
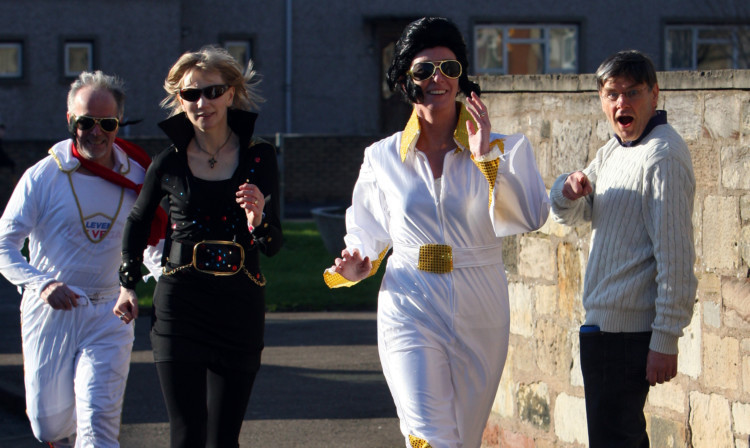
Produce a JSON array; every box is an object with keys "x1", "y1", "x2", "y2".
[{"x1": 194, "y1": 131, "x2": 233, "y2": 168}]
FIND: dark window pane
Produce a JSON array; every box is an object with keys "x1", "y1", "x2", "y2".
[
  {"x1": 697, "y1": 43, "x2": 733, "y2": 69},
  {"x1": 381, "y1": 41, "x2": 395, "y2": 99},
  {"x1": 738, "y1": 28, "x2": 750, "y2": 69},
  {"x1": 698, "y1": 29, "x2": 731, "y2": 40},
  {"x1": 667, "y1": 29, "x2": 692, "y2": 69}
]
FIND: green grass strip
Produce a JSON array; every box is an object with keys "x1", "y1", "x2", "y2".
[{"x1": 138, "y1": 221, "x2": 384, "y2": 312}]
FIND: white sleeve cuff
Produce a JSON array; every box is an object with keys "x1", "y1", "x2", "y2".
[{"x1": 473, "y1": 145, "x2": 502, "y2": 162}]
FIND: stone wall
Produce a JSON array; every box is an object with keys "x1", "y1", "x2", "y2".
[{"x1": 478, "y1": 70, "x2": 750, "y2": 448}]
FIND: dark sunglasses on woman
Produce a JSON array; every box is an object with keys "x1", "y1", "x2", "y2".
[
  {"x1": 407, "y1": 60, "x2": 462, "y2": 81},
  {"x1": 179, "y1": 84, "x2": 230, "y2": 102},
  {"x1": 72, "y1": 115, "x2": 120, "y2": 133}
]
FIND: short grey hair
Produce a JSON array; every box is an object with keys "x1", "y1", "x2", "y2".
[{"x1": 67, "y1": 70, "x2": 126, "y2": 118}]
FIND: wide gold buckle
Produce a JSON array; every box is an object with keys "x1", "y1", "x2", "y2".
[
  {"x1": 417, "y1": 244, "x2": 453, "y2": 273},
  {"x1": 192, "y1": 240, "x2": 245, "y2": 276}
]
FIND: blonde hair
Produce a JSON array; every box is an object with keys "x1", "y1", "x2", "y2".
[{"x1": 161, "y1": 45, "x2": 264, "y2": 116}]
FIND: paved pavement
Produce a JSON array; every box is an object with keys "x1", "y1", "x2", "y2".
[{"x1": 0, "y1": 278, "x2": 402, "y2": 447}]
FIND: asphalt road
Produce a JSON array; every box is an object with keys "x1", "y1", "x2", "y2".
[{"x1": 0, "y1": 279, "x2": 402, "y2": 448}]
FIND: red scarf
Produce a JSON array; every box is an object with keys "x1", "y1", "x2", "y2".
[{"x1": 71, "y1": 138, "x2": 167, "y2": 246}]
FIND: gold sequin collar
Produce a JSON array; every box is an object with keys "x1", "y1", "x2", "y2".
[{"x1": 399, "y1": 102, "x2": 476, "y2": 162}]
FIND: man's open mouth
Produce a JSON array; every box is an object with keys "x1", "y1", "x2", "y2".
[{"x1": 617, "y1": 116, "x2": 634, "y2": 125}]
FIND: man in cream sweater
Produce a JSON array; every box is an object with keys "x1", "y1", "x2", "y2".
[{"x1": 549, "y1": 50, "x2": 697, "y2": 447}]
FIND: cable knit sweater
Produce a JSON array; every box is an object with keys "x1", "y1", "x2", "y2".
[{"x1": 550, "y1": 117, "x2": 697, "y2": 355}]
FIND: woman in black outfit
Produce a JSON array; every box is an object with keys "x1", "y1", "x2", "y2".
[{"x1": 113, "y1": 46, "x2": 282, "y2": 448}]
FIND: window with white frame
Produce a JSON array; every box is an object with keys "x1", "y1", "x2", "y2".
[
  {"x1": 64, "y1": 41, "x2": 93, "y2": 77},
  {"x1": 0, "y1": 42, "x2": 22, "y2": 78},
  {"x1": 223, "y1": 39, "x2": 253, "y2": 68},
  {"x1": 665, "y1": 25, "x2": 750, "y2": 70},
  {"x1": 474, "y1": 24, "x2": 578, "y2": 75}
]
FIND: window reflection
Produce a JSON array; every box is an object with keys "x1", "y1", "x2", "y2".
[
  {"x1": 0, "y1": 43, "x2": 21, "y2": 78},
  {"x1": 666, "y1": 25, "x2": 750, "y2": 70},
  {"x1": 474, "y1": 24, "x2": 577, "y2": 75},
  {"x1": 64, "y1": 42, "x2": 92, "y2": 77}
]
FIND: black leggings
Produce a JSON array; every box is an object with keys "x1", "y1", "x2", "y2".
[{"x1": 156, "y1": 359, "x2": 259, "y2": 448}]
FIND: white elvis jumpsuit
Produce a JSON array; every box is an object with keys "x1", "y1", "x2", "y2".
[
  {"x1": 0, "y1": 140, "x2": 161, "y2": 447},
  {"x1": 325, "y1": 105, "x2": 550, "y2": 448}
]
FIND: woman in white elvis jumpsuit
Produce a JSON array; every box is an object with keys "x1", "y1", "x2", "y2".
[{"x1": 325, "y1": 17, "x2": 550, "y2": 448}]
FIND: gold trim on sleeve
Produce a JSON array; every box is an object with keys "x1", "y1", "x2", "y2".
[
  {"x1": 323, "y1": 247, "x2": 390, "y2": 288},
  {"x1": 409, "y1": 435, "x2": 433, "y2": 448},
  {"x1": 471, "y1": 138, "x2": 505, "y2": 208}
]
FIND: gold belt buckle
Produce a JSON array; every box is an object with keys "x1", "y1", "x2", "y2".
[
  {"x1": 192, "y1": 240, "x2": 245, "y2": 276},
  {"x1": 417, "y1": 244, "x2": 453, "y2": 273}
]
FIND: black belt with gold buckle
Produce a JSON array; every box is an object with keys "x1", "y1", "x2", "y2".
[
  {"x1": 164, "y1": 240, "x2": 266, "y2": 286},
  {"x1": 168, "y1": 240, "x2": 244, "y2": 276}
]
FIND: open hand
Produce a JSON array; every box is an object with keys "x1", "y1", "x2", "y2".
[
  {"x1": 465, "y1": 91, "x2": 491, "y2": 158},
  {"x1": 329, "y1": 248, "x2": 372, "y2": 282}
]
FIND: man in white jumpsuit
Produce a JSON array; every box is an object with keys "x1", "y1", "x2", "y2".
[
  {"x1": 0, "y1": 71, "x2": 161, "y2": 447},
  {"x1": 325, "y1": 17, "x2": 550, "y2": 448}
]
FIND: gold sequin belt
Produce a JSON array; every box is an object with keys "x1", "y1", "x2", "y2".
[{"x1": 393, "y1": 242, "x2": 504, "y2": 274}]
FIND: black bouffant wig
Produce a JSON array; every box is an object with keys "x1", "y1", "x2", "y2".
[{"x1": 387, "y1": 17, "x2": 480, "y2": 104}]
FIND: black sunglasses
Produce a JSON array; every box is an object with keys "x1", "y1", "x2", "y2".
[
  {"x1": 179, "y1": 84, "x2": 230, "y2": 102},
  {"x1": 407, "y1": 60, "x2": 463, "y2": 81},
  {"x1": 73, "y1": 115, "x2": 119, "y2": 133}
]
